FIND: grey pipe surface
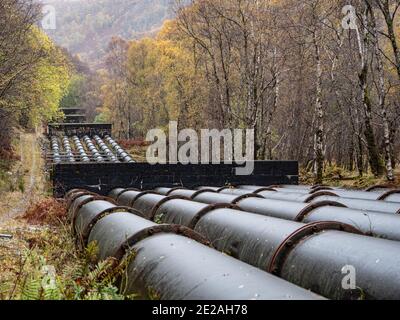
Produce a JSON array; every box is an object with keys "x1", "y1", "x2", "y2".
[
  {"x1": 67, "y1": 190, "x2": 322, "y2": 300},
  {"x1": 110, "y1": 188, "x2": 400, "y2": 299}
]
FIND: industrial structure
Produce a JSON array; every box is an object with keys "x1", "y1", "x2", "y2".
[{"x1": 45, "y1": 121, "x2": 400, "y2": 300}]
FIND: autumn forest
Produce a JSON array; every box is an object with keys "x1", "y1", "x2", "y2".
[{"x1": 2, "y1": 0, "x2": 400, "y2": 185}]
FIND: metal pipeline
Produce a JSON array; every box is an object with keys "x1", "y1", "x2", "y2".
[
  {"x1": 62, "y1": 136, "x2": 75, "y2": 162},
  {"x1": 111, "y1": 188, "x2": 400, "y2": 299},
  {"x1": 306, "y1": 192, "x2": 400, "y2": 215},
  {"x1": 228, "y1": 188, "x2": 400, "y2": 215},
  {"x1": 83, "y1": 135, "x2": 105, "y2": 162},
  {"x1": 72, "y1": 136, "x2": 90, "y2": 162},
  {"x1": 240, "y1": 185, "x2": 400, "y2": 203},
  {"x1": 104, "y1": 135, "x2": 135, "y2": 163},
  {"x1": 219, "y1": 188, "x2": 400, "y2": 215},
  {"x1": 50, "y1": 136, "x2": 61, "y2": 163},
  {"x1": 66, "y1": 190, "x2": 321, "y2": 300},
  {"x1": 191, "y1": 190, "x2": 400, "y2": 241},
  {"x1": 93, "y1": 135, "x2": 119, "y2": 163}
]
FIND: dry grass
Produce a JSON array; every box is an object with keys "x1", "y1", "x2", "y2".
[
  {"x1": 22, "y1": 198, "x2": 67, "y2": 226},
  {"x1": 300, "y1": 165, "x2": 400, "y2": 189}
]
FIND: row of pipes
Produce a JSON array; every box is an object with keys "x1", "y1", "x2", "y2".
[
  {"x1": 49, "y1": 135, "x2": 134, "y2": 164},
  {"x1": 72, "y1": 136, "x2": 90, "y2": 162},
  {"x1": 104, "y1": 135, "x2": 135, "y2": 163},
  {"x1": 66, "y1": 189, "x2": 323, "y2": 300},
  {"x1": 66, "y1": 184, "x2": 400, "y2": 300}
]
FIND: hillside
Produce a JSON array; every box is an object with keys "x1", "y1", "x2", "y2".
[{"x1": 45, "y1": 0, "x2": 174, "y2": 68}]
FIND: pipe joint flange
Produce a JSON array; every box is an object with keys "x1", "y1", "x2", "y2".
[
  {"x1": 310, "y1": 184, "x2": 330, "y2": 190},
  {"x1": 253, "y1": 187, "x2": 278, "y2": 194},
  {"x1": 72, "y1": 196, "x2": 118, "y2": 230},
  {"x1": 309, "y1": 186, "x2": 334, "y2": 194},
  {"x1": 129, "y1": 191, "x2": 163, "y2": 207},
  {"x1": 66, "y1": 191, "x2": 97, "y2": 211},
  {"x1": 304, "y1": 191, "x2": 339, "y2": 203},
  {"x1": 189, "y1": 203, "x2": 240, "y2": 229},
  {"x1": 268, "y1": 221, "x2": 363, "y2": 276},
  {"x1": 66, "y1": 188, "x2": 89, "y2": 199},
  {"x1": 165, "y1": 187, "x2": 187, "y2": 196},
  {"x1": 189, "y1": 189, "x2": 218, "y2": 200},
  {"x1": 80, "y1": 206, "x2": 144, "y2": 246},
  {"x1": 149, "y1": 195, "x2": 192, "y2": 221},
  {"x1": 115, "y1": 188, "x2": 140, "y2": 201},
  {"x1": 377, "y1": 189, "x2": 400, "y2": 201},
  {"x1": 294, "y1": 201, "x2": 347, "y2": 222},
  {"x1": 365, "y1": 184, "x2": 391, "y2": 192},
  {"x1": 116, "y1": 224, "x2": 211, "y2": 261},
  {"x1": 216, "y1": 186, "x2": 236, "y2": 192},
  {"x1": 231, "y1": 193, "x2": 264, "y2": 204}
]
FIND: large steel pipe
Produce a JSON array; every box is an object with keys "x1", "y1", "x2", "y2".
[
  {"x1": 258, "y1": 189, "x2": 400, "y2": 214},
  {"x1": 306, "y1": 193, "x2": 400, "y2": 215},
  {"x1": 225, "y1": 188, "x2": 400, "y2": 215},
  {"x1": 67, "y1": 192, "x2": 321, "y2": 300},
  {"x1": 240, "y1": 185, "x2": 400, "y2": 203},
  {"x1": 190, "y1": 190, "x2": 400, "y2": 241},
  {"x1": 120, "y1": 233, "x2": 322, "y2": 300},
  {"x1": 112, "y1": 188, "x2": 400, "y2": 299},
  {"x1": 278, "y1": 229, "x2": 400, "y2": 300}
]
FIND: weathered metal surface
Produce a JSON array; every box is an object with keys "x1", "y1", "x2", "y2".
[
  {"x1": 188, "y1": 189, "x2": 400, "y2": 241},
  {"x1": 307, "y1": 194, "x2": 400, "y2": 215},
  {"x1": 68, "y1": 193, "x2": 321, "y2": 300},
  {"x1": 278, "y1": 230, "x2": 400, "y2": 299},
  {"x1": 120, "y1": 233, "x2": 323, "y2": 300}
]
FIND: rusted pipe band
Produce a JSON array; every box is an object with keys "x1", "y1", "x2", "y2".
[
  {"x1": 231, "y1": 193, "x2": 264, "y2": 204},
  {"x1": 189, "y1": 189, "x2": 218, "y2": 199},
  {"x1": 72, "y1": 196, "x2": 117, "y2": 231},
  {"x1": 80, "y1": 206, "x2": 144, "y2": 246},
  {"x1": 378, "y1": 189, "x2": 400, "y2": 201},
  {"x1": 304, "y1": 191, "x2": 339, "y2": 203},
  {"x1": 114, "y1": 188, "x2": 141, "y2": 201},
  {"x1": 365, "y1": 185, "x2": 391, "y2": 192},
  {"x1": 294, "y1": 201, "x2": 348, "y2": 222},
  {"x1": 309, "y1": 186, "x2": 334, "y2": 194},
  {"x1": 188, "y1": 203, "x2": 240, "y2": 229},
  {"x1": 149, "y1": 195, "x2": 191, "y2": 220},
  {"x1": 268, "y1": 221, "x2": 363, "y2": 276},
  {"x1": 116, "y1": 224, "x2": 211, "y2": 261}
]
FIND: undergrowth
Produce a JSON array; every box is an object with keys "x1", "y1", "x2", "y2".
[
  {"x1": 0, "y1": 198, "x2": 127, "y2": 300},
  {"x1": 300, "y1": 164, "x2": 400, "y2": 189}
]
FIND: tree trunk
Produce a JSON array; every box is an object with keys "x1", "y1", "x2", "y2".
[
  {"x1": 370, "y1": 5, "x2": 394, "y2": 181},
  {"x1": 313, "y1": 32, "x2": 324, "y2": 184},
  {"x1": 357, "y1": 8, "x2": 383, "y2": 177}
]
